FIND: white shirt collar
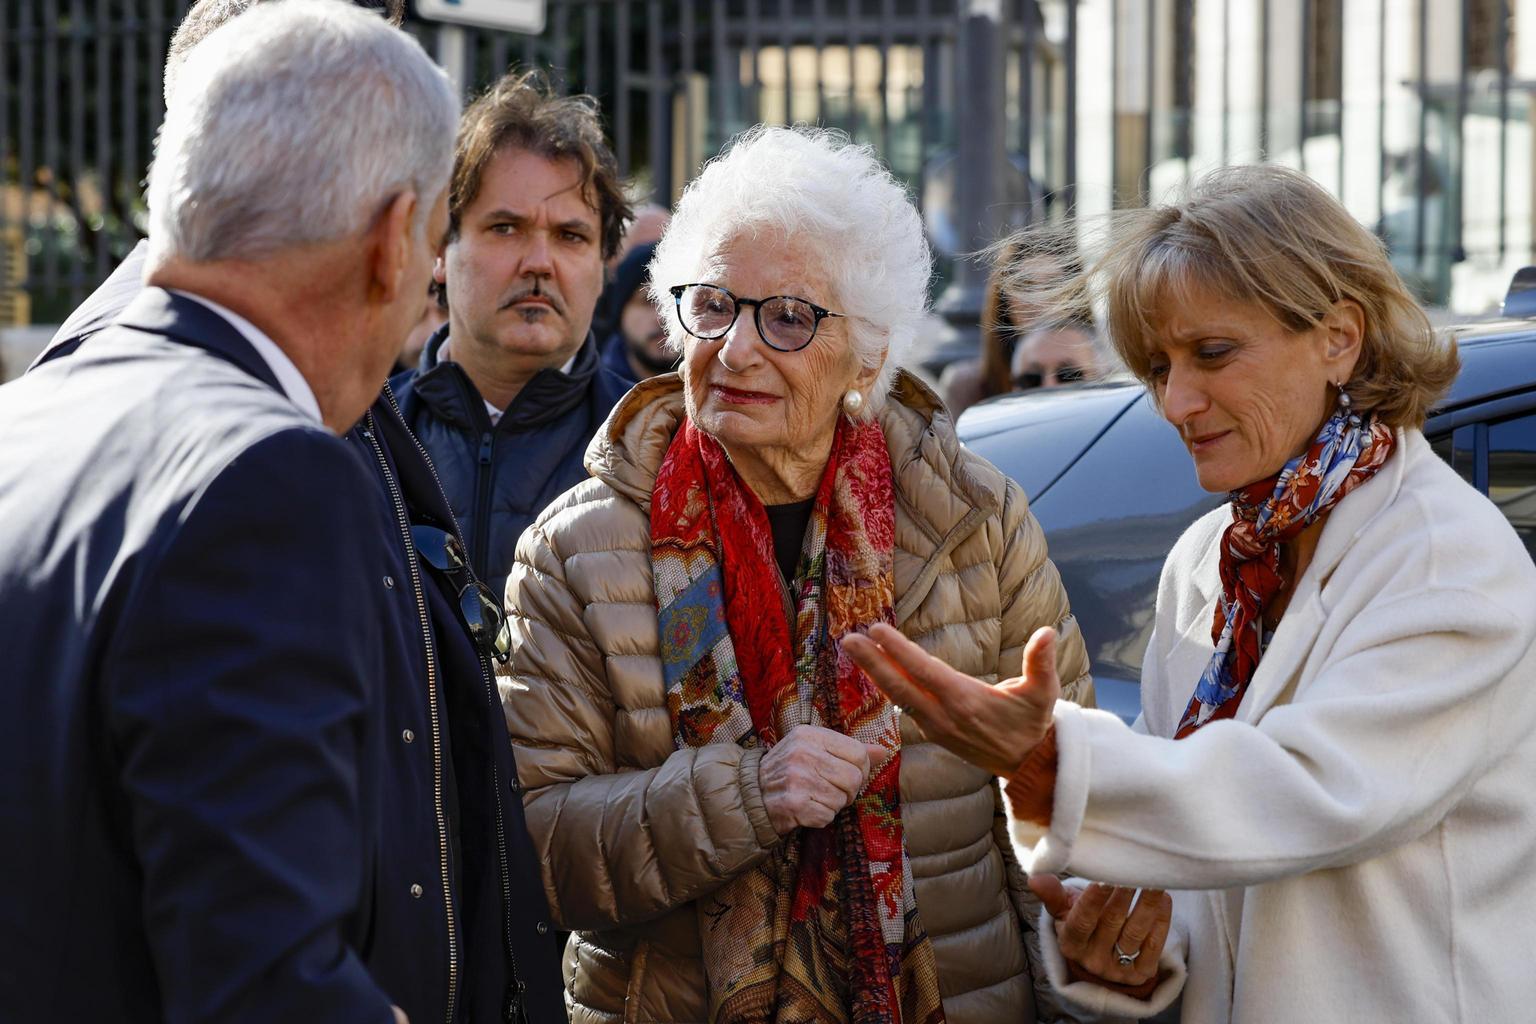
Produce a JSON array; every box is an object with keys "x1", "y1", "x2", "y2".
[{"x1": 169, "y1": 289, "x2": 324, "y2": 425}]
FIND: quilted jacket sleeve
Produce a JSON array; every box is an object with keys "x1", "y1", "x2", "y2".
[
  {"x1": 995, "y1": 477, "x2": 1094, "y2": 708},
  {"x1": 500, "y1": 512, "x2": 782, "y2": 933}
]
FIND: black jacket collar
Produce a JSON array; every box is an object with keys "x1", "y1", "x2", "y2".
[
  {"x1": 114, "y1": 287, "x2": 284, "y2": 394},
  {"x1": 411, "y1": 326, "x2": 603, "y2": 433}
]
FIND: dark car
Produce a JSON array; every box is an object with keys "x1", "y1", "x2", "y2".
[{"x1": 957, "y1": 322, "x2": 1536, "y2": 722}]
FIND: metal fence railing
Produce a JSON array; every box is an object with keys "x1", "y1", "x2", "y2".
[
  {"x1": 3, "y1": 0, "x2": 1528, "y2": 328},
  {"x1": 1, "y1": 0, "x2": 1065, "y2": 325}
]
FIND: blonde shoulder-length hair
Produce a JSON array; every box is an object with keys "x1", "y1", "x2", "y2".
[{"x1": 999, "y1": 165, "x2": 1458, "y2": 429}]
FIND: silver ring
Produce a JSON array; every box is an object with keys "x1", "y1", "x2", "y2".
[{"x1": 1113, "y1": 943, "x2": 1140, "y2": 967}]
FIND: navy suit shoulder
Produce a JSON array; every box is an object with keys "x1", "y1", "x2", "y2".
[
  {"x1": 0, "y1": 292, "x2": 394, "y2": 1023},
  {"x1": 35, "y1": 238, "x2": 150, "y2": 368}
]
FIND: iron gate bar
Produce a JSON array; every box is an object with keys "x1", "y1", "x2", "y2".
[
  {"x1": 1143, "y1": 0, "x2": 1154, "y2": 202},
  {"x1": 0, "y1": 3, "x2": 9, "y2": 230},
  {"x1": 812, "y1": 0, "x2": 825, "y2": 125},
  {"x1": 93, "y1": 0, "x2": 109, "y2": 280},
  {"x1": 614, "y1": 0, "x2": 630, "y2": 171},
  {"x1": 1176, "y1": 0, "x2": 1190, "y2": 184},
  {"x1": 42, "y1": 0, "x2": 59, "y2": 301},
  {"x1": 1020, "y1": 0, "x2": 1033, "y2": 190},
  {"x1": 551, "y1": 0, "x2": 569, "y2": 92},
  {"x1": 1220, "y1": 0, "x2": 1229, "y2": 165},
  {"x1": 1332, "y1": 0, "x2": 1343, "y2": 197},
  {"x1": 681, "y1": 0, "x2": 696, "y2": 200},
  {"x1": 711, "y1": 0, "x2": 728, "y2": 152},
  {"x1": 124, "y1": 0, "x2": 139, "y2": 253},
  {"x1": 747, "y1": 0, "x2": 763, "y2": 123},
  {"x1": 584, "y1": 0, "x2": 598, "y2": 100},
  {"x1": 1415, "y1": 0, "x2": 1427, "y2": 265},
  {"x1": 779, "y1": 0, "x2": 792, "y2": 124},
  {"x1": 1455, "y1": 0, "x2": 1469, "y2": 262},
  {"x1": 1300, "y1": 0, "x2": 1310, "y2": 176},
  {"x1": 521, "y1": 23, "x2": 536, "y2": 73},
  {"x1": 1259, "y1": 0, "x2": 1269, "y2": 160},
  {"x1": 646, "y1": 0, "x2": 665, "y2": 205},
  {"x1": 917, "y1": 0, "x2": 933, "y2": 210},
  {"x1": 1377, "y1": 0, "x2": 1386, "y2": 232},
  {"x1": 1498, "y1": 0, "x2": 1509, "y2": 261},
  {"x1": 19, "y1": 0, "x2": 35, "y2": 270},
  {"x1": 1109, "y1": 0, "x2": 1117, "y2": 205},
  {"x1": 1064, "y1": 0, "x2": 1076, "y2": 213},
  {"x1": 879, "y1": 0, "x2": 893, "y2": 160}
]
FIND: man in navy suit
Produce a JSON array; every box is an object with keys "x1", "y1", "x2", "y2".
[
  {"x1": 0, "y1": 4, "x2": 464, "y2": 1020},
  {"x1": 24, "y1": 3, "x2": 567, "y2": 1021}
]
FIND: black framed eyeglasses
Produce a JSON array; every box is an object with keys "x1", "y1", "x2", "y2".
[
  {"x1": 668, "y1": 283, "x2": 844, "y2": 353},
  {"x1": 410, "y1": 524, "x2": 512, "y2": 665}
]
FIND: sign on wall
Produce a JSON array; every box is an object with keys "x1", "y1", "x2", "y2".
[{"x1": 416, "y1": 0, "x2": 545, "y2": 35}]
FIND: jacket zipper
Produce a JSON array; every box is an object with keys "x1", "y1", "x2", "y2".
[
  {"x1": 474, "y1": 430, "x2": 495, "y2": 584},
  {"x1": 362, "y1": 410, "x2": 460, "y2": 1024},
  {"x1": 381, "y1": 385, "x2": 528, "y2": 1024}
]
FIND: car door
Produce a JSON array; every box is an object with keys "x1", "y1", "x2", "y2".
[{"x1": 1429, "y1": 396, "x2": 1536, "y2": 563}]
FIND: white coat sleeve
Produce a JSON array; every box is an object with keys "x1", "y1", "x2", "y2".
[{"x1": 1022, "y1": 579, "x2": 1536, "y2": 889}]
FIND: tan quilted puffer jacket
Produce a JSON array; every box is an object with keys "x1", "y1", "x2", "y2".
[{"x1": 501, "y1": 371, "x2": 1095, "y2": 1024}]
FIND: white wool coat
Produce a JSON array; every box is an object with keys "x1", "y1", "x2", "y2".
[{"x1": 1011, "y1": 429, "x2": 1536, "y2": 1023}]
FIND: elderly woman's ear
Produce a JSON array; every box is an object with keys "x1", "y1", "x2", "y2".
[
  {"x1": 1321, "y1": 298, "x2": 1366, "y2": 383},
  {"x1": 850, "y1": 354, "x2": 884, "y2": 402}
]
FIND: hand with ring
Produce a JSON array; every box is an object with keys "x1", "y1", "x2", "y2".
[{"x1": 1030, "y1": 875, "x2": 1172, "y2": 996}]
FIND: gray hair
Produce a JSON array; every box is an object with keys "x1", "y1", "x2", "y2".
[
  {"x1": 648, "y1": 125, "x2": 933, "y2": 414},
  {"x1": 147, "y1": 0, "x2": 457, "y2": 265},
  {"x1": 163, "y1": 0, "x2": 405, "y2": 105}
]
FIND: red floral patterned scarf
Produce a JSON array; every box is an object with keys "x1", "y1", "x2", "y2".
[
  {"x1": 650, "y1": 414, "x2": 945, "y2": 1024},
  {"x1": 1176, "y1": 409, "x2": 1397, "y2": 737}
]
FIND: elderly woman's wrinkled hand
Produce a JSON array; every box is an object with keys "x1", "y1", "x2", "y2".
[
  {"x1": 1031, "y1": 875, "x2": 1172, "y2": 996},
  {"x1": 759, "y1": 725, "x2": 889, "y2": 835},
  {"x1": 840, "y1": 622, "x2": 1059, "y2": 776}
]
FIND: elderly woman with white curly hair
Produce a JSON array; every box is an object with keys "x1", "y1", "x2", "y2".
[{"x1": 498, "y1": 124, "x2": 1101, "y2": 1024}]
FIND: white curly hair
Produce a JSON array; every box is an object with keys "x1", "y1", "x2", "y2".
[{"x1": 647, "y1": 125, "x2": 933, "y2": 414}]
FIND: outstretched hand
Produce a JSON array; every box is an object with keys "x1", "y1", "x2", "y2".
[{"x1": 840, "y1": 623, "x2": 1060, "y2": 776}]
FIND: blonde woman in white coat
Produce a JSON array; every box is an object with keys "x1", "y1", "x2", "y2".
[{"x1": 844, "y1": 164, "x2": 1536, "y2": 1024}]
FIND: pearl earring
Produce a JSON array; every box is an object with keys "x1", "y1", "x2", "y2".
[{"x1": 842, "y1": 389, "x2": 865, "y2": 416}]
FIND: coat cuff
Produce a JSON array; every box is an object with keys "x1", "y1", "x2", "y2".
[
  {"x1": 1007, "y1": 700, "x2": 1092, "y2": 874},
  {"x1": 736, "y1": 746, "x2": 781, "y2": 849},
  {"x1": 1036, "y1": 904, "x2": 1188, "y2": 1019},
  {"x1": 1002, "y1": 724, "x2": 1058, "y2": 826}
]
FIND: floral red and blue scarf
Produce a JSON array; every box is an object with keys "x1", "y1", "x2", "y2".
[
  {"x1": 1176, "y1": 407, "x2": 1396, "y2": 738},
  {"x1": 651, "y1": 414, "x2": 946, "y2": 1024}
]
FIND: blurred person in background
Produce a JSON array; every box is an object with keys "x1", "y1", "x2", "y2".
[
  {"x1": 392, "y1": 69, "x2": 632, "y2": 597},
  {"x1": 499, "y1": 125, "x2": 1113, "y2": 1024},
  {"x1": 22, "y1": 3, "x2": 565, "y2": 1020},
  {"x1": 1009, "y1": 317, "x2": 1097, "y2": 392},
  {"x1": 597, "y1": 239, "x2": 674, "y2": 384},
  {"x1": 940, "y1": 237, "x2": 1094, "y2": 416},
  {"x1": 592, "y1": 203, "x2": 672, "y2": 341},
  {"x1": 0, "y1": 5, "x2": 467, "y2": 1020},
  {"x1": 396, "y1": 280, "x2": 449, "y2": 373},
  {"x1": 613, "y1": 201, "x2": 671, "y2": 266},
  {"x1": 845, "y1": 165, "x2": 1536, "y2": 1024}
]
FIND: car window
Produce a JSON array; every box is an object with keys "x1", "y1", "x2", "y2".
[{"x1": 1489, "y1": 414, "x2": 1536, "y2": 562}]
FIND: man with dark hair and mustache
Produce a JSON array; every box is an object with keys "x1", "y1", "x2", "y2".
[{"x1": 392, "y1": 69, "x2": 633, "y2": 597}]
